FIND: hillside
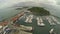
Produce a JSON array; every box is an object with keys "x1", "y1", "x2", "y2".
[{"x1": 28, "y1": 7, "x2": 50, "y2": 16}]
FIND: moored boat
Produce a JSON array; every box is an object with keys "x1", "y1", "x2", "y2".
[
  {"x1": 46, "y1": 16, "x2": 56, "y2": 25},
  {"x1": 37, "y1": 17, "x2": 45, "y2": 26}
]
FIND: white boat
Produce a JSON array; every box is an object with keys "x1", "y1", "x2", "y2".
[
  {"x1": 20, "y1": 25, "x2": 33, "y2": 31},
  {"x1": 25, "y1": 27, "x2": 32, "y2": 31},
  {"x1": 3, "y1": 25, "x2": 8, "y2": 31},
  {"x1": 25, "y1": 17, "x2": 29, "y2": 23},
  {"x1": 37, "y1": 17, "x2": 45, "y2": 26},
  {"x1": 0, "y1": 26, "x2": 2, "y2": 29},
  {"x1": 49, "y1": 28, "x2": 56, "y2": 34},
  {"x1": 28, "y1": 15, "x2": 33, "y2": 23},
  {"x1": 25, "y1": 15, "x2": 33, "y2": 23},
  {"x1": 49, "y1": 28, "x2": 54, "y2": 34},
  {"x1": 40, "y1": 18, "x2": 43, "y2": 23},
  {"x1": 48, "y1": 19, "x2": 56, "y2": 25},
  {"x1": 46, "y1": 16, "x2": 56, "y2": 25},
  {"x1": 51, "y1": 16, "x2": 60, "y2": 24}
]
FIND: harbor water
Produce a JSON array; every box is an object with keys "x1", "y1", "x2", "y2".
[
  {"x1": 0, "y1": 8, "x2": 60, "y2": 34},
  {"x1": 17, "y1": 13, "x2": 60, "y2": 34}
]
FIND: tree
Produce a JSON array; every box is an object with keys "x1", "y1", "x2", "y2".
[{"x1": 28, "y1": 7, "x2": 50, "y2": 16}]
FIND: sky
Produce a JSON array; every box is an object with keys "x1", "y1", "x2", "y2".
[
  {"x1": 0, "y1": 0, "x2": 59, "y2": 9},
  {"x1": 0, "y1": 0, "x2": 60, "y2": 17}
]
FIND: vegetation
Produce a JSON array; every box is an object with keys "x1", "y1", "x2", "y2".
[
  {"x1": 28, "y1": 7, "x2": 50, "y2": 16},
  {"x1": 16, "y1": 8, "x2": 22, "y2": 10}
]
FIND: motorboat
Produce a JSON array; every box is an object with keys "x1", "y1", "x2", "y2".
[
  {"x1": 25, "y1": 15, "x2": 33, "y2": 23},
  {"x1": 46, "y1": 16, "x2": 56, "y2": 25},
  {"x1": 25, "y1": 16, "x2": 29, "y2": 23},
  {"x1": 49, "y1": 28, "x2": 56, "y2": 34},
  {"x1": 37, "y1": 17, "x2": 45, "y2": 26},
  {"x1": 20, "y1": 25, "x2": 33, "y2": 32},
  {"x1": 28, "y1": 15, "x2": 33, "y2": 23},
  {"x1": 51, "y1": 16, "x2": 60, "y2": 24}
]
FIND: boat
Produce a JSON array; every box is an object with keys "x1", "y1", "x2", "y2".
[
  {"x1": 51, "y1": 16, "x2": 60, "y2": 24},
  {"x1": 3, "y1": 25, "x2": 8, "y2": 31},
  {"x1": 0, "y1": 26, "x2": 2, "y2": 29},
  {"x1": 46, "y1": 16, "x2": 56, "y2": 25},
  {"x1": 49, "y1": 28, "x2": 56, "y2": 34},
  {"x1": 25, "y1": 15, "x2": 33, "y2": 23},
  {"x1": 48, "y1": 19, "x2": 56, "y2": 25},
  {"x1": 20, "y1": 25, "x2": 33, "y2": 32},
  {"x1": 28, "y1": 15, "x2": 33, "y2": 23},
  {"x1": 37, "y1": 17, "x2": 45, "y2": 26},
  {"x1": 25, "y1": 16, "x2": 29, "y2": 23}
]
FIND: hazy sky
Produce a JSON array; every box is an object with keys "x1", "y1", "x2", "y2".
[
  {"x1": 0, "y1": 0, "x2": 60, "y2": 18},
  {"x1": 0, "y1": 0, "x2": 59, "y2": 9}
]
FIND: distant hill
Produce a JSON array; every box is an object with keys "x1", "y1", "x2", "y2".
[
  {"x1": 12, "y1": 1, "x2": 60, "y2": 17},
  {"x1": 28, "y1": 7, "x2": 50, "y2": 16}
]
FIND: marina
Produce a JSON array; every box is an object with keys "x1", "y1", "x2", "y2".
[
  {"x1": 25, "y1": 15, "x2": 33, "y2": 23},
  {"x1": 1, "y1": 0, "x2": 60, "y2": 34},
  {"x1": 45, "y1": 16, "x2": 56, "y2": 25},
  {"x1": 36, "y1": 17, "x2": 45, "y2": 26},
  {"x1": 0, "y1": 7, "x2": 60, "y2": 34},
  {"x1": 51, "y1": 16, "x2": 60, "y2": 24},
  {"x1": 0, "y1": 12, "x2": 60, "y2": 34}
]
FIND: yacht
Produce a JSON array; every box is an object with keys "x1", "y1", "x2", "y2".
[
  {"x1": 28, "y1": 15, "x2": 33, "y2": 23},
  {"x1": 51, "y1": 16, "x2": 60, "y2": 24},
  {"x1": 37, "y1": 17, "x2": 45, "y2": 26},
  {"x1": 46, "y1": 16, "x2": 56, "y2": 25},
  {"x1": 49, "y1": 28, "x2": 56, "y2": 34},
  {"x1": 3, "y1": 25, "x2": 8, "y2": 34},
  {"x1": 20, "y1": 25, "x2": 33, "y2": 32},
  {"x1": 25, "y1": 16, "x2": 29, "y2": 23},
  {"x1": 0, "y1": 26, "x2": 2, "y2": 29},
  {"x1": 25, "y1": 15, "x2": 33, "y2": 23}
]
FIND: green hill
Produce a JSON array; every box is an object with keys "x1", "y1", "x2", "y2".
[{"x1": 28, "y1": 7, "x2": 50, "y2": 16}]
